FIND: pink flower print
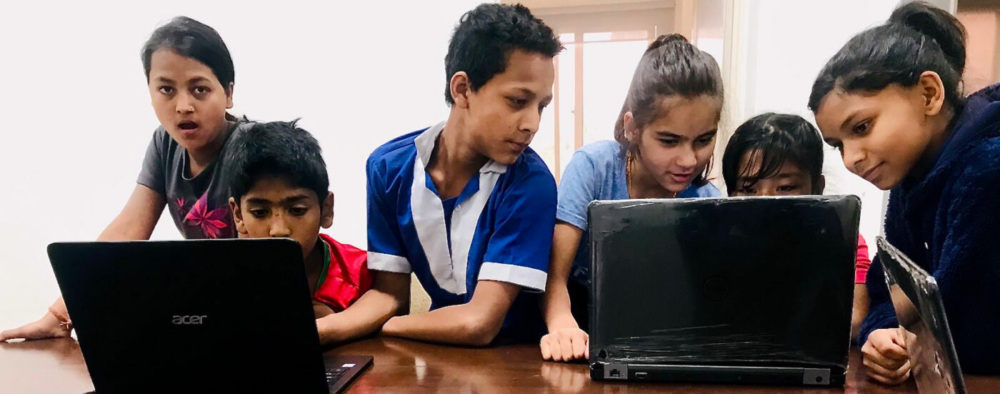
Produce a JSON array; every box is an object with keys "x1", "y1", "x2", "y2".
[
  {"x1": 174, "y1": 197, "x2": 188, "y2": 216},
  {"x1": 184, "y1": 194, "x2": 229, "y2": 239}
]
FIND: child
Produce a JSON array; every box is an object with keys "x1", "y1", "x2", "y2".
[
  {"x1": 1, "y1": 16, "x2": 247, "y2": 342},
  {"x1": 222, "y1": 120, "x2": 371, "y2": 344},
  {"x1": 541, "y1": 34, "x2": 723, "y2": 362},
  {"x1": 809, "y1": 2, "x2": 1000, "y2": 380},
  {"x1": 361, "y1": 4, "x2": 562, "y2": 346},
  {"x1": 720, "y1": 112, "x2": 872, "y2": 341}
]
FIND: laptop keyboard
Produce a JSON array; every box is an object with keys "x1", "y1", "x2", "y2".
[{"x1": 326, "y1": 364, "x2": 353, "y2": 384}]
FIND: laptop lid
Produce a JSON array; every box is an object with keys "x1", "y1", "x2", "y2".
[
  {"x1": 49, "y1": 239, "x2": 329, "y2": 394},
  {"x1": 876, "y1": 237, "x2": 965, "y2": 394},
  {"x1": 588, "y1": 196, "x2": 859, "y2": 378}
]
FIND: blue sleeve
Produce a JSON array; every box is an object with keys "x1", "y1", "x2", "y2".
[
  {"x1": 556, "y1": 149, "x2": 600, "y2": 230},
  {"x1": 365, "y1": 154, "x2": 411, "y2": 274},
  {"x1": 859, "y1": 193, "x2": 903, "y2": 346},
  {"x1": 861, "y1": 145, "x2": 1000, "y2": 374},
  {"x1": 479, "y1": 165, "x2": 558, "y2": 292},
  {"x1": 699, "y1": 182, "x2": 722, "y2": 197},
  {"x1": 933, "y1": 149, "x2": 1000, "y2": 374}
]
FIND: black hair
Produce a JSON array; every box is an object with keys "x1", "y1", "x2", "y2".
[
  {"x1": 614, "y1": 34, "x2": 724, "y2": 186},
  {"x1": 223, "y1": 120, "x2": 329, "y2": 205},
  {"x1": 808, "y1": 2, "x2": 967, "y2": 114},
  {"x1": 444, "y1": 3, "x2": 563, "y2": 105},
  {"x1": 142, "y1": 16, "x2": 238, "y2": 121},
  {"x1": 722, "y1": 113, "x2": 825, "y2": 193}
]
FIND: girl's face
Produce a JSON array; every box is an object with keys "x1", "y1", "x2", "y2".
[
  {"x1": 626, "y1": 95, "x2": 720, "y2": 194},
  {"x1": 729, "y1": 154, "x2": 820, "y2": 197},
  {"x1": 813, "y1": 74, "x2": 947, "y2": 190},
  {"x1": 147, "y1": 48, "x2": 233, "y2": 155}
]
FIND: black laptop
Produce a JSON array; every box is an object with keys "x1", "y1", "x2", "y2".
[
  {"x1": 48, "y1": 238, "x2": 371, "y2": 394},
  {"x1": 588, "y1": 196, "x2": 860, "y2": 386},
  {"x1": 876, "y1": 237, "x2": 965, "y2": 394}
]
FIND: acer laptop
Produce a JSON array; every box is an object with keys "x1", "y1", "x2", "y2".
[
  {"x1": 588, "y1": 196, "x2": 860, "y2": 386},
  {"x1": 48, "y1": 238, "x2": 371, "y2": 394},
  {"x1": 876, "y1": 237, "x2": 965, "y2": 394}
]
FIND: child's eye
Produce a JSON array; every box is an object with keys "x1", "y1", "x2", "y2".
[
  {"x1": 158, "y1": 86, "x2": 174, "y2": 95},
  {"x1": 777, "y1": 185, "x2": 799, "y2": 192},
  {"x1": 507, "y1": 97, "x2": 528, "y2": 108},
  {"x1": 249, "y1": 209, "x2": 269, "y2": 219},
  {"x1": 193, "y1": 86, "x2": 210, "y2": 95},
  {"x1": 658, "y1": 139, "x2": 679, "y2": 147},
  {"x1": 739, "y1": 186, "x2": 756, "y2": 194},
  {"x1": 289, "y1": 207, "x2": 309, "y2": 216},
  {"x1": 852, "y1": 120, "x2": 870, "y2": 136},
  {"x1": 695, "y1": 136, "x2": 715, "y2": 146}
]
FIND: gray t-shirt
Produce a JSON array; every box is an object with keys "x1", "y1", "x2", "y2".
[{"x1": 137, "y1": 121, "x2": 249, "y2": 239}]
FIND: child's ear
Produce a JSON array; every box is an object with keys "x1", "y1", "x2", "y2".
[
  {"x1": 624, "y1": 112, "x2": 638, "y2": 143},
  {"x1": 228, "y1": 197, "x2": 248, "y2": 236},
  {"x1": 226, "y1": 83, "x2": 235, "y2": 109},
  {"x1": 917, "y1": 71, "x2": 946, "y2": 117},
  {"x1": 450, "y1": 72, "x2": 471, "y2": 109},
  {"x1": 320, "y1": 192, "x2": 334, "y2": 229},
  {"x1": 815, "y1": 175, "x2": 826, "y2": 195}
]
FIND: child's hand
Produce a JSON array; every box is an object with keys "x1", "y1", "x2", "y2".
[
  {"x1": 540, "y1": 327, "x2": 589, "y2": 362},
  {"x1": 861, "y1": 328, "x2": 911, "y2": 385},
  {"x1": 0, "y1": 312, "x2": 72, "y2": 342}
]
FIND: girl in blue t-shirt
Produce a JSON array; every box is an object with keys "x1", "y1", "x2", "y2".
[
  {"x1": 1, "y1": 16, "x2": 243, "y2": 342},
  {"x1": 540, "y1": 34, "x2": 724, "y2": 362}
]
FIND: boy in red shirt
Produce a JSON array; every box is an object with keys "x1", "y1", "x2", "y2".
[{"x1": 223, "y1": 120, "x2": 371, "y2": 342}]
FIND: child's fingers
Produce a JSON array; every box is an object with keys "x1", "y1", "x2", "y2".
[
  {"x1": 571, "y1": 332, "x2": 587, "y2": 360},
  {"x1": 559, "y1": 334, "x2": 574, "y2": 362},
  {"x1": 862, "y1": 341, "x2": 908, "y2": 371},
  {"x1": 0, "y1": 325, "x2": 33, "y2": 342},
  {"x1": 866, "y1": 359, "x2": 911, "y2": 385},
  {"x1": 874, "y1": 337, "x2": 909, "y2": 361},
  {"x1": 539, "y1": 337, "x2": 553, "y2": 360},
  {"x1": 863, "y1": 355, "x2": 910, "y2": 381}
]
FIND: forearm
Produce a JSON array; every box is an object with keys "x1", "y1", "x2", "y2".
[
  {"x1": 851, "y1": 284, "x2": 869, "y2": 341},
  {"x1": 97, "y1": 213, "x2": 158, "y2": 241},
  {"x1": 381, "y1": 303, "x2": 501, "y2": 346},
  {"x1": 543, "y1": 223, "x2": 584, "y2": 331},
  {"x1": 542, "y1": 277, "x2": 578, "y2": 331},
  {"x1": 316, "y1": 288, "x2": 403, "y2": 345},
  {"x1": 98, "y1": 185, "x2": 165, "y2": 241}
]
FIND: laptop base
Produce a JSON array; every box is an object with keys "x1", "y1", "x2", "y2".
[{"x1": 592, "y1": 362, "x2": 844, "y2": 386}]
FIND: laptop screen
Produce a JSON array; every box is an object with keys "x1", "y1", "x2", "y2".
[
  {"x1": 589, "y1": 196, "x2": 859, "y2": 368},
  {"x1": 877, "y1": 237, "x2": 965, "y2": 394}
]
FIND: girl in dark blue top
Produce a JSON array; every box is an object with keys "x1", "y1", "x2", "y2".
[{"x1": 810, "y1": 2, "x2": 1000, "y2": 383}]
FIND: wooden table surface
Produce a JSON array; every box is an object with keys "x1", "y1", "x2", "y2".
[{"x1": 2, "y1": 336, "x2": 997, "y2": 393}]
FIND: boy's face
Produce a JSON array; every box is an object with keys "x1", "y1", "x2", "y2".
[
  {"x1": 147, "y1": 49, "x2": 234, "y2": 155},
  {"x1": 730, "y1": 151, "x2": 822, "y2": 197},
  {"x1": 457, "y1": 49, "x2": 555, "y2": 165},
  {"x1": 229, "y1": 177, "x2": 333, "y2": 259}
]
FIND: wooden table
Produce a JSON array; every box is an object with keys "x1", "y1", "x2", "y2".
[{"x1": 2, "y1": 337, "x2": 997, "y2": 393}]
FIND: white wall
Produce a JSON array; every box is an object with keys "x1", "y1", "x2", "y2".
[
  {"x1": 741, "y1": 0, "x2": 901, "y2": 255},
  {"x1": 0, "y1": 0, "x2": 482, "y2": 329}
]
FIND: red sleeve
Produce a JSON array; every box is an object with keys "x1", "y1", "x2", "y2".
[
  {"x1": 313, "y1": 234, "x2": 373, "y2": 312},
  {"x1": 855, "y1": 234, "x2": 871, "y2": 284}
]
